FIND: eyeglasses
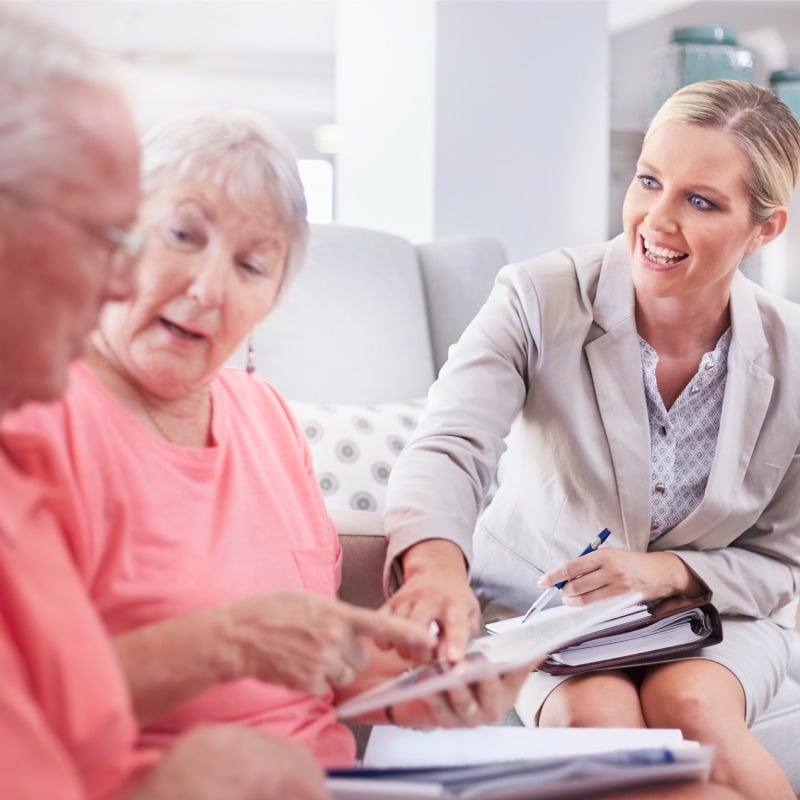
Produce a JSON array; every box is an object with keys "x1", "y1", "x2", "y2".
[{"x1": 0, "y1": 186, "x2": 146, "y2": 274}]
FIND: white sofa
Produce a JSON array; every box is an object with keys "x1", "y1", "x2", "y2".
[{"x1": 245, "y1": 222, "x2": 800, "y2": 789}]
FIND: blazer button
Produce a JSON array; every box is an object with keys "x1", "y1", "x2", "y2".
[{"x1": 654, "y1": 482, "x2": 666, "y2": 494}]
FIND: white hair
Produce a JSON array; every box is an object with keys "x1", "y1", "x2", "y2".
[
  {"x1": 141, "y1": 108, "x2": 309, "y2": 295},
  {"x1": 0, "y1": 5, "x2": 126, "y2": 190}
]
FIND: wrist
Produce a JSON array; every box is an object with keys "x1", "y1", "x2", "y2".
[
  {"x1": 213, "y1": 602, "x2": 248, "y2": 682},
  {"x1": 401, "y1": 539, "x2": 468, "y2": 582},
  {"x1": 663, "y1": 552, "x2": 705, "y2": 598}
]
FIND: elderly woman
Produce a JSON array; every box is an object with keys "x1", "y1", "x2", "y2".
[
  {"x1": 382, "y1": 80, "x2": 800, "y2": 800},
  {"x1": 1, "y1": 108, "x2": 535, "y2": 767}
]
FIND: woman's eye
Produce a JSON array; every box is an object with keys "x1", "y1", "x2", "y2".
[
  {"x1": 163, "y1": 223, "x2": 202, "y2": 247},
  {"x1": 689, "y1": 194, "x2": 714, "y2": 211},
  {"x1": 238, "y1": 260, "x2": 263, "y2": 275},
  {"x1": 169, "y1": 227, "x2": 193, "y2": 243},
  {"x1": 636, "y1": 174, "x2": 659, "y2": 190}
]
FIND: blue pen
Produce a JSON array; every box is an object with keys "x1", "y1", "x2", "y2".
[{"x1": 520, "y1": 528, "x2": 612, "y2": 623}]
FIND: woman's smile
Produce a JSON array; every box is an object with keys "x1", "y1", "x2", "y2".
[{"x1": 641, "y1": 236, "x2": 688, "y2": 268}]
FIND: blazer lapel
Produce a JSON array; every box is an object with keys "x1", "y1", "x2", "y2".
[
  {"x1": 655, "y1": 273, "x2": 774, "y2": 549},
  {"x1": 585, "y1": 236, "x2": 653, "y2": 552}
]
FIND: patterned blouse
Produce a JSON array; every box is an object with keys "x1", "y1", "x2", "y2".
[{"x1": 640, "y1": 328, "x2": 732, "y2": 542}]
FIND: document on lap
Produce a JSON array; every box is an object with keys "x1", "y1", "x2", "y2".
[
  {"x1": 363, "y1": 726, "x2": 694, "y2": 768},
  {"x1": 487, "y1": 594, "x2": 723, "y2": 676},
  {"x1": 326, "y1": 747, "x2": 714, "y2": 799},
  {"x1": 335, "y1": 591, "x2": 643, "y2": 720},
  {"x1": 486, "y1": 600, "x2": 651, "y2": 636},
  {"x1": 327, "y1": 726, "x2": 713, "y2": 799}
]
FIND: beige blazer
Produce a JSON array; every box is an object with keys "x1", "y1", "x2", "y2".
[{"x1": 385, "y1": 235, "x2": 800, "y2": 627}]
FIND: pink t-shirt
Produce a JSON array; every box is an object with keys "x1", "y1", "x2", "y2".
[
  {"x1": 3, "y1": 363, "x2": 355, "y2": 767},
  {"x1": 0, "y1": 445, "x2": 154, "y2": 799}
]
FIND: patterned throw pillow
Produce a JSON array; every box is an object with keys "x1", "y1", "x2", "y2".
[{"x1": 288, "y1": 399, "x2": 426, "y2": 514}]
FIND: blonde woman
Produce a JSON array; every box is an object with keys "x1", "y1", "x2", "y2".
[{"x1": 384, "y1": 80, "x2": 800, "y2": 800}]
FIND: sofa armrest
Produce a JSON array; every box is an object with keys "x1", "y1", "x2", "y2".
[{"x1": 333, "y1": 509, "x2": 387, "y2": 609}]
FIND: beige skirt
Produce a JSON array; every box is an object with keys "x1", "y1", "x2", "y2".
[{"x1": 514, "y1": 616, "x2": 794, "y2": 728}]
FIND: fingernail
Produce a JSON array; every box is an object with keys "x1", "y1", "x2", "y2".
[{"x1": 447, "y1": 644, "x2": 463, "y2": 662}]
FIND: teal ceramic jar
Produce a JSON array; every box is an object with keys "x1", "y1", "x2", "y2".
[
  {"x1": 770, "y1": 69, "x2": 800, "y2": 121},
  {"x1": 652, "y1": 26, "x2": 754, "y2": 115}
]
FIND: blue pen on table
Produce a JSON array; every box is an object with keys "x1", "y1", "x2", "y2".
[{"x1": 519, "y1": 528, "x2": 612, "y2": 624}]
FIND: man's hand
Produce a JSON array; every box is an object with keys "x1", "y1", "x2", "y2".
[
  {"x1": 384, "y1": 539, "x2": 481, "y2": 661},
  {"x1": 123, "y1": 725, "x2": 329, "y2": 800}
]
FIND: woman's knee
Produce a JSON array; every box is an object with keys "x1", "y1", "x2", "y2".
[
  {"x1": 640, "y1": 662, "x2": 745, "y2": 736},
  {"x1": 643, "y1": 684, "x2": 716, "y2": 731},
  {"x1": 540, "y1": 672, "x2": 645, "y2": 728}
]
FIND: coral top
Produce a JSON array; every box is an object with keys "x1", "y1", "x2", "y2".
[
  {"x1": 3, "y1": 363, "x2": 354, "y2": 766},
  {"x1": 0, "y1": 446, "x2": 154, "y2": 799}
]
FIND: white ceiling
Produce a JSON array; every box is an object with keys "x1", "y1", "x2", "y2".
[
  {"x1": 11, "y1": 0, "x2": 337, "y2": 153},
  {"x1": 14, "y1": 1, "x2": 800, "y2": 148}
]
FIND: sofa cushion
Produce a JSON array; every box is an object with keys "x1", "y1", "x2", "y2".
[
  {"x1": 417, "y1": 235, "x2": 506, "y2": 371},
  {"x1": 290, "y1": 399, "x2": 423, "y2": 513},
  {"x1": 240, "y1": 224, "x2": 436, "y2": 404}
]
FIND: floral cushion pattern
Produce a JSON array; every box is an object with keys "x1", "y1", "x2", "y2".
[{"x1": 288, "y1": 399, "x2": 425, "y2": 514}]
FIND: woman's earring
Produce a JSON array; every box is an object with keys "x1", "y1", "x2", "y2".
[{"x1": 246, "y1": 337, "x2": 256, "y2": 376}]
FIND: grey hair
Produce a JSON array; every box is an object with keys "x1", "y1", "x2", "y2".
[
  {"x1": 0, "y1": 5, "x2": 126, "y2": 191},
  {"x1": 646, "y1": 80, "x2": 800, "y2": 224},
  {"x1": 141, "y1": 109, "x2": 309, "y2": 296}
]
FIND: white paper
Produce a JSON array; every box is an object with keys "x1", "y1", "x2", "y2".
[
  {"x1": 485, "y1": 602, "x2": 650, "y2": 636},
  {"x1": 328, "y1": 737, "x2": 712, "y2": 800},
  {"x1": 363, "y1": 726, "x2": 693, "y2": 768},
  {"x1": 327, "y1": 777, "x2": 444, "y2": 799},
  {"x1": 336, "y1": 591, "x2": 643, "y2": 719},
  {"x1": 550, "y1": 608, "x2": 707, "y2": 665}
]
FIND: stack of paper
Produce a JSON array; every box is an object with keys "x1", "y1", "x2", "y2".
[
  {"x1": 485, "y1": 602, "x2": 650, "y2": 637},
  {"x1": 327, "y1": 727, "x2": 712, "y2": 799},
  {"x1": 549, "y1": 608, "x2": 710, "y2": 666}
]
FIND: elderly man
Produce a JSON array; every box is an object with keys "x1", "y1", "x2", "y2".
[{"x1": 0, "y1": 9, "x2": 333, "y2": 799}]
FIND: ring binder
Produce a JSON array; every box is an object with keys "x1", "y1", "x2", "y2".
[{"x1": 538, "y1": 594, "x2": 723, "y2": 676}]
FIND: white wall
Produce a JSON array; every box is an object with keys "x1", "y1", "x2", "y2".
[
  {"x1": 335, "y1": 0, "x2": 436, "y2": 243},
  {"x1": 434, "y1": 1, "x2": 609, "y2": 260},
  {"x1": 335, "y1": 0, "x2": 610, "y2": 260},
  {"x1": 13, "y1": 0, "x2": 336, "y2": 154},
  {"x1": 15, "y1": 0, "x2": 612, "y2": 261}
]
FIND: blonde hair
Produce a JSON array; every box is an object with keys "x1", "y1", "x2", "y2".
[{"x1": 646, "y1": 79, "x2": 800, "y2": 223}]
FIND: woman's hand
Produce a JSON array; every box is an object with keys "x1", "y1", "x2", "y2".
[
  {"x1": 385, "y1": 539, "x2": 481, "y2": 662},
  {"x1": 538, "y1": 549, "x2": 705, "y2": 605},
  {"x1": 387, "y1": 664, "x2": 533, "y2": 729},
  {"x1": 115, "y1": 590, "x2": 435, "y2": 725},
  {"x1": 223, "y1": 590, "x2": 436, "y2": 695}
]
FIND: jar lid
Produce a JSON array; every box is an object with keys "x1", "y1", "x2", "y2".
[
  {"x1": 671, "y1": 26, "x2": 738, "y2": 45},
  {"x1": 770, "y1": 69, "x2": 800, "y2": 84}
]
